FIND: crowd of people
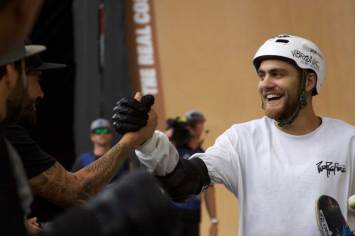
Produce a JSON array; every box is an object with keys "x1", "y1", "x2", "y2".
[{"x1": 0, "y1": 1, "x2": 354, "y2": 236}]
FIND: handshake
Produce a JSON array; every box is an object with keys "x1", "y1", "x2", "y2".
[{"x1": 112, "y1": 93, "x2": 157, "y2": 147}]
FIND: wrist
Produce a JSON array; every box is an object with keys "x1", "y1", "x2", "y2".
[
  {"x1": 119, "y1": 133, "x2": 142, "y2": 150},
  {"x1": 136, "y1": 131, "x2": 159, "y2": 153},
  {"x1": 210, "y1": 217, "x2": 219, "y2": 224}
]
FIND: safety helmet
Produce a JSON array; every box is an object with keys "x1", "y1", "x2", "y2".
[{"x1": 253, "y1": 34, "x2": 325, "y2": 94}]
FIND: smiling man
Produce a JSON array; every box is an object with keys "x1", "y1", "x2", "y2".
[{"x1": 112, "y1": 34, "x2": 355, "y2": 235}]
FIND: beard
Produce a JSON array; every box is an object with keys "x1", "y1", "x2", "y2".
[
  {"x1": 4, "y1": 78, "x2": 26, "y2": 124},
  {"x1": 17, "y1": 96, "x2": 38, "y2": 128},
  {"x1": 261, "y1": 93, "x2": 299, "y2": 123},
  {"x1": 4, "y1": 89, "x2": 38, "y2": 127}
]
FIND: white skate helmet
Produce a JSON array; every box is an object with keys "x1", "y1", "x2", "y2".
[{"x1": 253, "y1": 34, "x2": 325, "y2": 95}]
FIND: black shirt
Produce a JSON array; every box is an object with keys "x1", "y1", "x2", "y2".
[
  {"x1": 4, "y1": 124, "x2": 56, "y2": 178},
  {"x1": 0, "y1": 125, "x2": 107, "y2": 236},
  {"x1": 0, "y1": 127, "x2": 28, "y2": 236},
  {"x1": 0, "y1": 131, "x2": 102, "y2": 236},
  {"x1": 4, "y1": 124, "x2": 61, "y2": 222}
]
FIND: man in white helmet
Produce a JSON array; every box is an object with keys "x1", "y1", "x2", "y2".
[{"x1": 112, "y1": 35, "x2": 355, "y2": 235}]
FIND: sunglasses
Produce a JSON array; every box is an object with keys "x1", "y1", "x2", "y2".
[{"x1": 92, "y1": 128, "x2": 111, "y2": 134}]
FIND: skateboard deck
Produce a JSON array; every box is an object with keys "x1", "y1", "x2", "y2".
[{"x1": 316, "y1": 195, "x2": 352, "y2": 236}]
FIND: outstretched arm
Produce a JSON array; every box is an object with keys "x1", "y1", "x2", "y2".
[
  {"x1": 133, "y1": 129, "x2": 210, "y2": 201},
  {"x1": 133, "y1": 127, "x2": 240, "y2": 201},
  {"x1": 30, "y1": 93, "x2": 156, "y2": 207},
  {"x1": 29, "y1": 137, "x2": 133, "y2": 207},
  {"x1": 112, "y1": 94, "x2": 237, "y2": 201}
]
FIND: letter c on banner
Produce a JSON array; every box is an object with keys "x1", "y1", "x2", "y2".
[{"x1": 133, "y1": 2, "x2": 150, "y2": 24}]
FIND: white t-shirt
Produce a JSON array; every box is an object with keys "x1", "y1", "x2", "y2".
[{"x1": 136, "y1": 116, "x2": 355, "y2": 236}]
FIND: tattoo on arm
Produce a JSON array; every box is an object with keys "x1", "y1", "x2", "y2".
[
  {"x1": 79, "y1": 142, "x2": 130, "y2": 192},
  {"x1": 30, "y1": 142, "x2": 131, "y2": 207},
  {"x1": 30, "y1": 162, "x2": 87, "y2": 207}
]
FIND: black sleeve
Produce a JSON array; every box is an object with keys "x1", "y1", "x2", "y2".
[
  {"x1": 156, "y1": 157, "x2": 211, "y2": 202},
  {"x1": 4, "y1": 125, "x2": 56, "y2": 178},
  {"x1": 0, "y1": 136, "x2": 28, "y2": 236}
]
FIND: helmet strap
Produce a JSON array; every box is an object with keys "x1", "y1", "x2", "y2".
[{"x1": 277, "y1": 70, "x2": 308, "y2": 127}]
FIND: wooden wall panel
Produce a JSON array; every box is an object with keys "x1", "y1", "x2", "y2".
[{"x1": 153, "y1": 1, "x2": 355, "y2": 235}]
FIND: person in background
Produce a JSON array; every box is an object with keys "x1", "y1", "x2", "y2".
[
  {"x1": 72, "y1": 118, "x2": 130, "y2": 182},
  {"x1": 166, "y1": 112, "x2": 218, "y2": 236}
]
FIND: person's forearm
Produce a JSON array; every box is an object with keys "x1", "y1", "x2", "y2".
[
  {"x1": 30, "y1": 140, "x2": 132, "y2": 207},
  {"x1": 204, "y1": 186, "x2": 219, "y2": 236},
  {"x1": 157, "y1": 157, "x2": 211, "y2": 202},
  {"x1": 74, "y1": 140, "x2": 132, "y2": 199},
  {"x1": 204, "y1": 185, "x2": 217, "y2": 219}
]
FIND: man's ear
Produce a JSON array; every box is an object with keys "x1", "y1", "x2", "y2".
[
  {"x1": 90, "y1": 133, "x2": 96, "y2": 142},
  {"x1": 305, "y1": 72, "x2": 317, "y2": 93},
  {"x1": 4, "y1": 63, "x2": 18, "y2": 91}
]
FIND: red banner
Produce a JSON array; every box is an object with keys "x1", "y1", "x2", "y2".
[{"x1": 126, "y1": 0, "x2": 166, "y2": 129}]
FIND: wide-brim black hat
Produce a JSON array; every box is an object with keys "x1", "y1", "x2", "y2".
[{"x1": 26, "y1": 53, "x2": 66, "y2": 71}]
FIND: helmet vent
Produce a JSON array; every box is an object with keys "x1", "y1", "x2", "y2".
[{"x1": 275, "y1": 39, "x2": 289, "y2": 43}]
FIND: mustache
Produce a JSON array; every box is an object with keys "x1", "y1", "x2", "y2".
[{"x1": 260, "y1": 88, "x2": 284, "y2": 97}]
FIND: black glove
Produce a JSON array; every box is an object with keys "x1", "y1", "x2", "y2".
[
  {"x1": 112, "y1": 95, "x2": 155, "y2": 135},
  {"x1": 86, "y1": 170, "x2": 177, "y2": 236},
  {"x1": 141, "y1": 94, "x2": 155, "y2": 109}
]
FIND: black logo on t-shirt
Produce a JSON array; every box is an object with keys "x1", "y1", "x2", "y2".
[{"x1": 316, "y1": 161, "x2": 346, "y2": 177}]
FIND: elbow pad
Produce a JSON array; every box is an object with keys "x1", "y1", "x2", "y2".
[{"x1": 156, "y1": 157, "x2": 211, "y2": 202}]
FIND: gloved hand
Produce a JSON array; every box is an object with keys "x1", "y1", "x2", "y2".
[
  {"x1": 112, "y1": 94, "x2": 155, "y2": 135},
  {"x1": 85, "y1": 170, "x2": 177, "y2": 236}
]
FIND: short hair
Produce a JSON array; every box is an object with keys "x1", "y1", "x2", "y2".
[{"x1": 166, "y1": 117, "x2": 191, "y2": 147}]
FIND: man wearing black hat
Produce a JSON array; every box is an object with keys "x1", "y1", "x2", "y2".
[
  {"x1": 0, "y1": 43, "x2": 45, "y2": 236},
  {"x1": 0, "y1": 45, "x2": 177, "y2": 236},
  {"x1": 3, "y1": 46, "x2": 145, "y2": 223},
  {"x1": 3, "y1": 45, "x2": 69, "y2": 222},
  {"x1": 0, "y1": 54, "x2": 176, "y2": 235}
]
